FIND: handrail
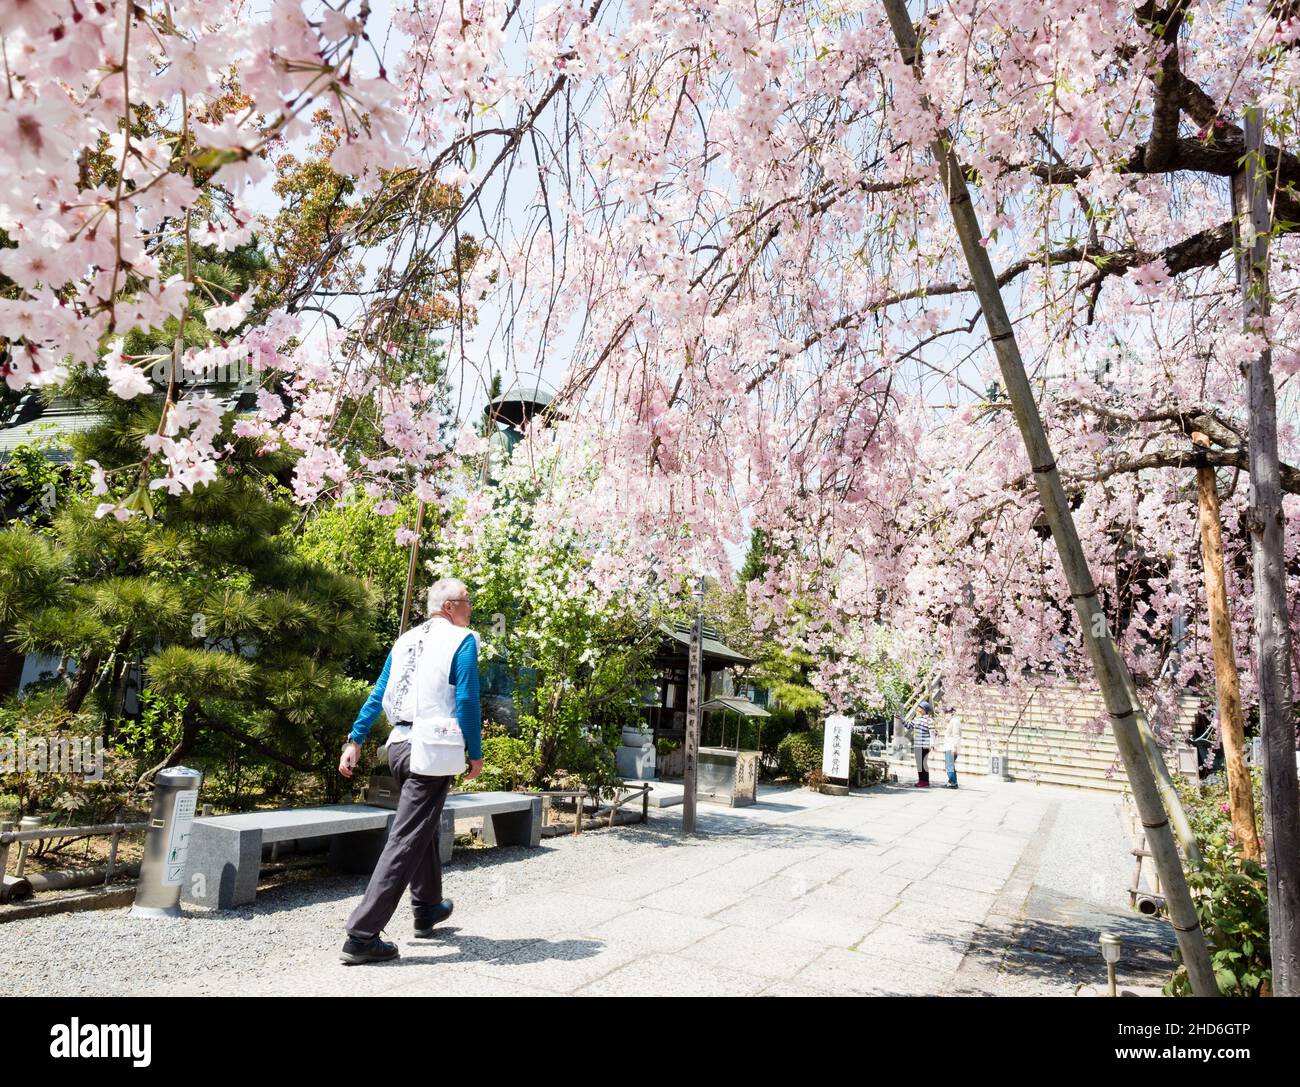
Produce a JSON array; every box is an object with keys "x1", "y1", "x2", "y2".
[
  {"x1": 1002, "y1": 689, "x2": 1038, "y2": 763},
  {"x1": 1, "y1": 819, "x2": 150, "y2": 903},
  {"x1": 1, "y1": 821, "x2": 148, "y2": 844},
  {"x1": 603, "y1": 783, "x2": 651, "y2": 828}
]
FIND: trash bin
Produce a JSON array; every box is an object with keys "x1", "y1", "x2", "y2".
[
  {"x1": 129, "y1": 766, "x2": 203, "y2": 919},
  {"x1": 989, "y1": 753, "x2": 1012, "y2": 781}
]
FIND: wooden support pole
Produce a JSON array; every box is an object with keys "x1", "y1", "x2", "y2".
[{"x1": 1192, "y1": 432, "x2": 1261, "y2": 861}]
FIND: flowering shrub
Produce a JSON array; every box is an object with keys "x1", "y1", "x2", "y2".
[{"x1": 1165, "y1": 775, "x2": 1271, "y2": 997}]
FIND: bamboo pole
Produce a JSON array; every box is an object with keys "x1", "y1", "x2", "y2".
[
  {"x1": 398, "y1": 500, "x2": 427, "y2": 636},
  {"x1": 881, "y1": 0, "x2": 1217, "y2": 995},
  {"x1": 1192, "y1": 432, "x2": 1261, "y2": 861},
  {"x1": 1233, "y1": 108, "x2": 1300, "y2": 995},
  {"x1": 1118, "y1": 667, "x2": 1203, "y2": 868}
]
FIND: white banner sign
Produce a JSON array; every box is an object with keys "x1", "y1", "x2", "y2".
[{"x1": 822, "y1": 714, "x2": 853, "y2": 780}]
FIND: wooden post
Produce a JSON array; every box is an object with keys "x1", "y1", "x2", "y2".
[
  {"x1": 0, "y1": 822, "x2": 11, "y2": 904},
  {"x1": 1192, "y1": 433, "x2": 1261, "y2": 861},
  {"x1": 1234, "y1": 107, "x2": 1300, "y2": 994},
  {"x1": 105, "y1": 827, "x2": 122, "y2": 885},
  {"x1": 881, "y1": 0, "x2": 1217, "y2": 994},
  {"x1": 683, "y1": 589, "x2": 704, "y2": 834}
]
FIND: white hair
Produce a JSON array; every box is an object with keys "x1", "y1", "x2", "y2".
[{"x1": 427, "y1": 577, "x2": 469, "y2": 615}]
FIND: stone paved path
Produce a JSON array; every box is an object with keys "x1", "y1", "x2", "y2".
[{"x1": 2, "y1": 777, "x2": 1178, "y2": 996}]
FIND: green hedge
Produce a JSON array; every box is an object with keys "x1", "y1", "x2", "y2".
[{"x1": 776, "y1": 729, "x2": 859, "y2": 784}]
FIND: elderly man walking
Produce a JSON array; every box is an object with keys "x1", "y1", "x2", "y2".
[{"x1": 337, "y1": 577, "x2": 484, "y2": 965}]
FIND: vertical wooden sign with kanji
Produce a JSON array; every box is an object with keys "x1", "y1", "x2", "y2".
[{"x1": 683, "y1": 610, "x2": 702, "y2": 834}]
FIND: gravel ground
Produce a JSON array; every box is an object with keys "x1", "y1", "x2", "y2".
[
  {"x1": 0, "y1": 815, "x2": 690, "y2": 996},
  {"x1": 0, "y1": 780, "x2": 1171, "y2": 997}
]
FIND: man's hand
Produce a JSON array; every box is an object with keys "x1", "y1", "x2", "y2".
[
  {"x1": 339, "y1": 742, "x2": 361, "y2": 779},
  {"x1": 463, "y1": 758, "x2": 484, "y2": 782}
]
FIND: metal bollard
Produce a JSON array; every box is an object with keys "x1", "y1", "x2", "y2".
[{"x1": 129, "y1": 766, "x2": 203, "y2": 919}]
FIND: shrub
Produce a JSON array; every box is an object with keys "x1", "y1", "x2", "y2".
[
  {"x1": 857, "y1": 760, "x2": 887, "y2": 788},
  {"x1": 760, "y1": 706, "x2": 801, "y2": 763},
  {"x1": 459, "y1": 735, "x2": 539, "y2": 793},
  {"x1": 776, "y1": 728, "x2": 859, "y2": 785},
  {"x1": 1165, "y1": 774, "x2": 1271, "y2": 996}
]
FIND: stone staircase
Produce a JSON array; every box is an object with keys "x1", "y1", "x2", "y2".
[{"x1": 943, "y1": 681, "x2": 1199, "y2": 794}]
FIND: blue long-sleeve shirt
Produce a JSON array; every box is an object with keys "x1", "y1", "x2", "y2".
[{"x1": 347, "y1": 635, "x2": 482, "y2": 760}]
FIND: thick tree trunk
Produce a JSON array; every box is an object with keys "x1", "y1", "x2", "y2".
[
  {"x1": 882, "y1": 0, "x2": 1217, "y2": 994},
  {"x1": 1193, "y1": 433, "x2": 1261, "y2": 862},
  {"x1": 1234, "y1": 108, "x2": 1300, "y2": 995}
]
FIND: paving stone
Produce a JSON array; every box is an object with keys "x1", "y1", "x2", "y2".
[
  {"x1": 473, "y1": 934, "x2": 643, "y2": 993},
  {"x1": 568, "y1": 873, "x2": 672, "y2": 902},
  {"x1": 797, "y1": 883, "x2": 899, "y2": 920},
  {"x1": 881, "y1": 901, "x2": 984, "y2": 940},
  {"x1": 854, "y1": 921, "x2": 971, "y2": 974},
  {"x1": 577, "y1": 953, "x2": 768, "y2": 996},
  {"x1": 899, "y1": 880, "x2": 997, "y2": 921},
  {"x1": 931, "y1": 866, "x2": 1007, "y2": 895},
  {"x1": 793, "y1": 947, "x2": 935, "y2": 996},
  {"x1": 758, "y1": 979, "x2": 835, "y2": 997},
  {"x1": 585, "y1": 907, "x2": 725, "y2": 954},
  {"x1": 639, "y1": 876, "x2": 749, "y2": 917},
  {"x1": 831, "y1": 868, "x2": 913, "y2": 897},
  {"x1": 712, "y1": 896, "x2": 805, "y2": 930},
  {"x1": 381, "y1": 964, "x2": 562, "y2": 996},
  {"x1": 883, "y1": 859, "x2": 938, "y2": 882},
  {"x1": 470, "y1": 891, "x2": 634, "y2": 938},
  {"x1": 749, "y1": 872, "x2": 826, "y2": 901},
  {"x1": 771, "y1": 904, "x2": 879, "y2": 948},
  {"x1": 680, "y1": 925, "x2": 826, "y2": 980}
]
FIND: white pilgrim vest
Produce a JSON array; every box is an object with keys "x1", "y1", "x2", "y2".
[{"x1": 381, "y1": 617, "x2": 478, "y2": 777}]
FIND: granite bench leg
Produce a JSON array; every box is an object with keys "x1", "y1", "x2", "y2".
[
  {"x1": 481, "y1": 798, "x2": 542, "y2": 849},
  {"x1": 438, "y1": 808, "x2": 455, "y2": 865},
  {"x1": 182, "y1": 824, "x2": 262, "y2": 909},
  {"x1": 328, "y1": 816, "x2": 395, "y2": 876}
]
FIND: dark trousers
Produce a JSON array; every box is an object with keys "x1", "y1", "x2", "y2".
[
  {"x1": 346, "y1": 740, "x2": 453, "y2": 941},
  {"x1": 915, "y1": 745, "x2": 930, "y2": 784}
]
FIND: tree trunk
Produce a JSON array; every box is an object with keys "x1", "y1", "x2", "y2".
[
  {"x1": 207, "y1": 715, "x2": 319, "y2": 773},
  {"x1": 1234, "y1": 107, "x2": 1300, "y2": 995},
  {"x1": 63, "y1": 652, "x2": 103, "y2": 714},
  {"x1": 136, "y1": 706, "x2": 200, "y2": 787},
  {"x1": 881, "y1": 0, "x2": 1217, "y2": 995},
  {"x1": 1193, "y1": 432, "x2": 1261, "y2": 861},
  {"x1": 0, "y1": 646, "x2": 24, "y2": 698}
]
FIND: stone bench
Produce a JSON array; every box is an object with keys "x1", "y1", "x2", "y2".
[
  {"x1": 443, "y1": 791, "x2": 543, "y2": 862},
  {"x1": 182, "y1": 792, "x2": 542, "y2": 910}
]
